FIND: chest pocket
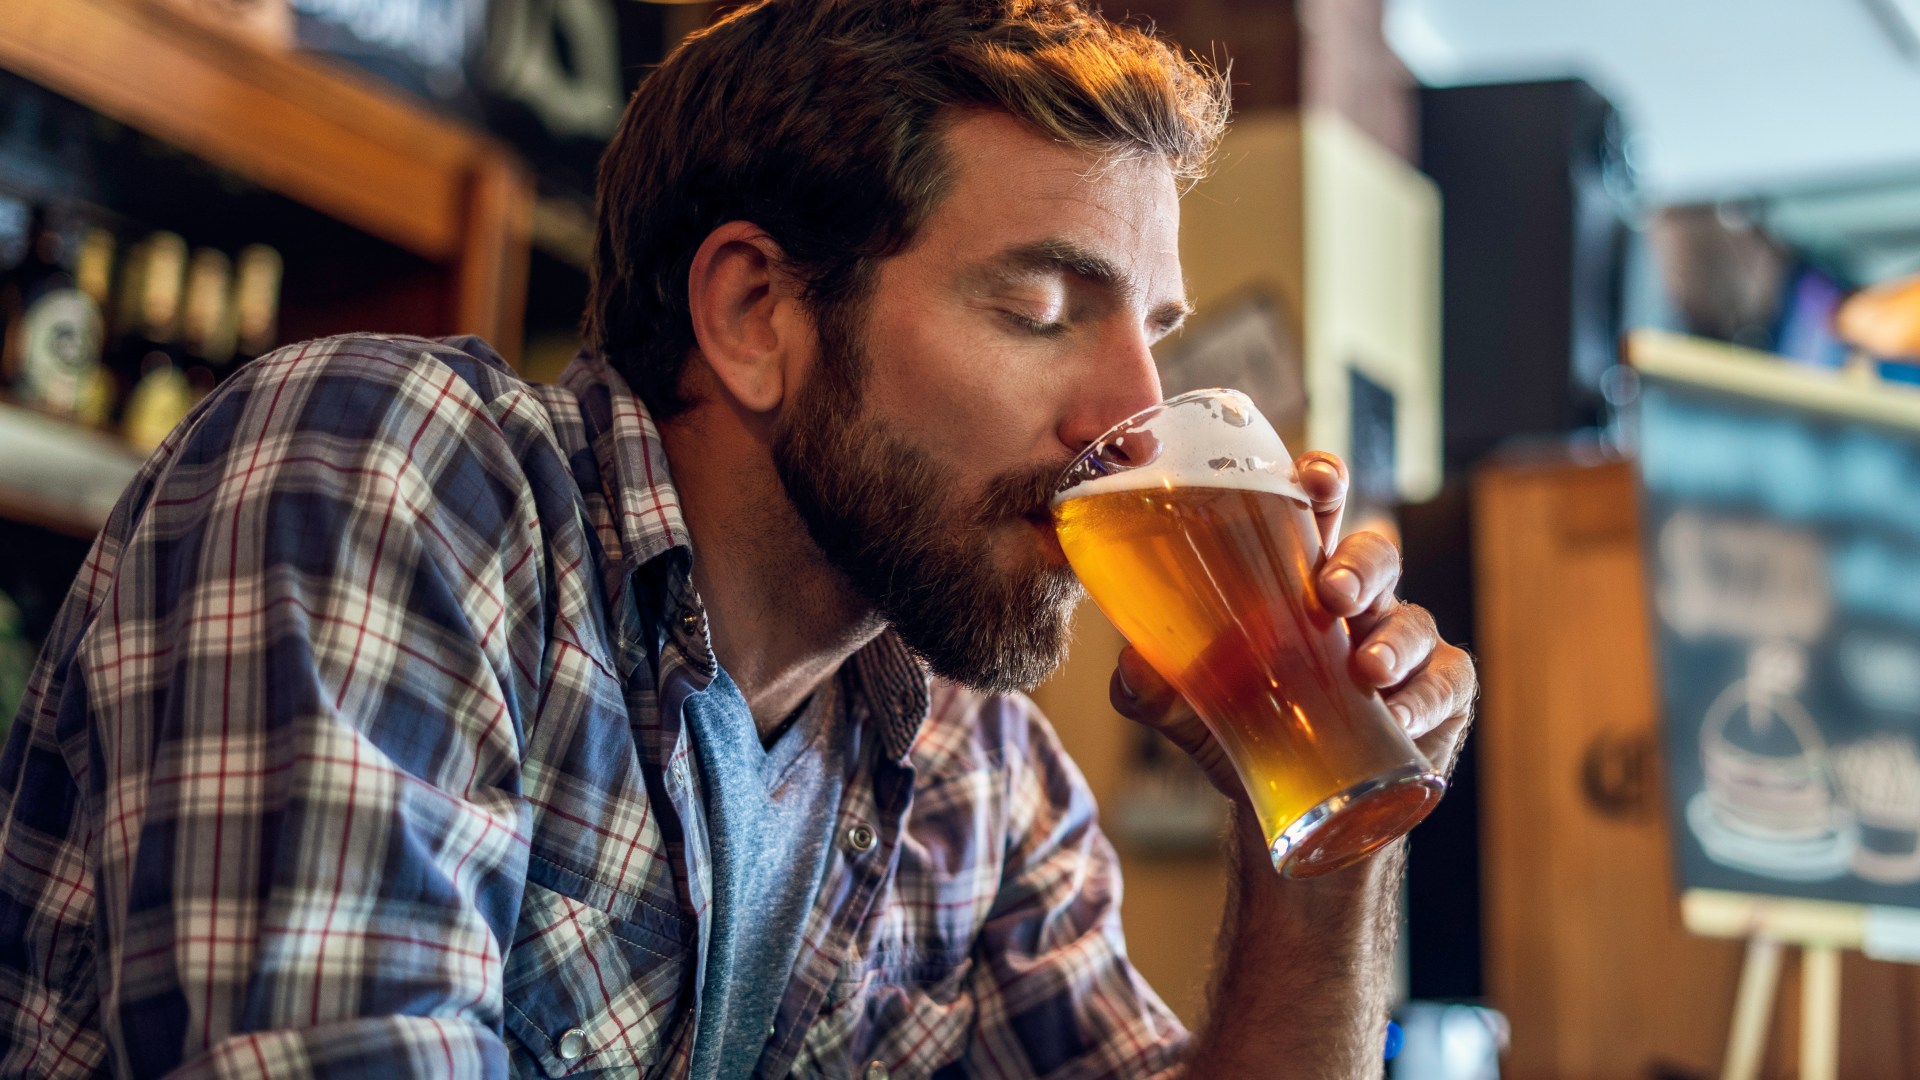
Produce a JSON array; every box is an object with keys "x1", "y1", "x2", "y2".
[
  {"x1": 502, "y1": 858, "x2": 693, "y2": 1078},
  {"x1": 789, "y1": 769, "x2": 999, "y2": 1078},
  {"x1": 787, "y1": 953, "x2": 975, "y2": 1079}
]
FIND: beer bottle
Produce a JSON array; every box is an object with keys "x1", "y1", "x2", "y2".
[
  {"x1": 107, "y1": 232, "x2": 158, "y2": 411},
  {"x1": 2, "y1": 204, "x2": 113, "y2": 425},
  {"x1": 231, "y1": 243, "x2": 282, "y2": 367},
  {"x1": 70, "y1": 227, "x2": 116, "y2": 424},
  {"x1": 180, "y1": 247, "x2": 235, "y2": 389},
  {"x1": 121, "y1": 231, "x2": 194, "y2": 453}
]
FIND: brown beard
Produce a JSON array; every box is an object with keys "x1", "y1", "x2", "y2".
[{"x1": 770, "y1": 314, "x2": 1083, "y2": 694}]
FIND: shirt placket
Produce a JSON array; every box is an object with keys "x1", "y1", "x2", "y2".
[
  {"x1": 754, "y1": 697, "x2": 918, "y2": 1078},
  {"x1": 617, "y1": 569, "x2": 718, "y2": 1079}
]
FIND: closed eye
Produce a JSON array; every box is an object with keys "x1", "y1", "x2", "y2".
[{"x1": 1004, "y1": 310, "x2": 1070, "y2": 336}]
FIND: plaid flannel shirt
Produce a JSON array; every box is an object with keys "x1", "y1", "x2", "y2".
[{"x1": 0, "y1": 334, "x2": 1188, "y2": 1079}]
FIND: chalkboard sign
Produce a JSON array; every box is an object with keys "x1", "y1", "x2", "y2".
[{"x1": 1635, "y1": 339, "x2": 1920, "y2": 910}]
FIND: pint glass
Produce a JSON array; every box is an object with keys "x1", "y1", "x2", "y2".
[{"x1": 1051, "y1": 389, "x2": 1444, "y2": 877}]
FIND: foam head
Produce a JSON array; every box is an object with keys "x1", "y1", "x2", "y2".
[{"x1": 1052, "y1": 388, "x2": 1309, "y2": 504}]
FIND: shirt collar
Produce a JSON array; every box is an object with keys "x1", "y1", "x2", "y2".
[
  {"x1": 559, "y1": 348, "x2": 689, "y2": 573},
  {"x1": 558, "y1": 348, "x2": 931, "y2": 763}
]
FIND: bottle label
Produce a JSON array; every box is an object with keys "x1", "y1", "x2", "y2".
[{"x1": 16, "y1": 287, "x2": 106, "y2": 418}]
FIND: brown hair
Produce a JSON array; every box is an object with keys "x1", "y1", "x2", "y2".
[{"x1": 584, "y1": 0, "x2": 1229, "y2": 419}]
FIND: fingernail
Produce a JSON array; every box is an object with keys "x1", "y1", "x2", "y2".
[
  {"x1": 1116, "y1": 664, "x2": 1137, "y2": 700},
  {"x1": 1305, "y1": 460, "x2": 1340, "y2": 485},
  {"x1": 1326, "y1": 567, "x2": 1361, "y2": 605},
  {"x1": 1366, "y1": 641, "x2": 1398, "y2": 676},
  {"x1": 1390, "y1": 703, "x2": 1414, "y2": 729}
]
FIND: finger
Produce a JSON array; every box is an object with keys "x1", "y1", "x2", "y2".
[
  {"x1": 1110, "y1": 646, "x2": 1180, "y2": 722},
  {"x1": 1110, "y1": 647, "x2": 1216, "y2": 762},
  {"x1": 1415, "y1": 709, "x2": 1475, "y2": 784},
  {"x1": 1352, "y1": 601, "x2": 1440, "y2": 688},
  {"x1": 1346, "y1": 585, "x2": 1407, "y2": 643},
  {"x1": 1293, "y1": 451, "x2": 1347, "y2": 554},
  {"x1": 1317, "y1": 530, "x2": 1402, "y2": 619},
  {"x1": 1382, "y1": 643, "x2": 1478, "y2": 741}
]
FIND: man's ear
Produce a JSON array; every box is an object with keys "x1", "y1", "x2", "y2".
[{"x1": 685, "y1": 221, "x2": 812, "y2": 415}]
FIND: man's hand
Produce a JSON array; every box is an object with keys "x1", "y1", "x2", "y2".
[{"x1": 1107, "y1": 449, "x2": 1477, "y2": 796}]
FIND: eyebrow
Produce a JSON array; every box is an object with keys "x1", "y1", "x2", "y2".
[{"x1": 983, "y1": 238, "x2": 1195, "y2": 332}]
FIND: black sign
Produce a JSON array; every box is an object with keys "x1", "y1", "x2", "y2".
[
  {"x1": 1638, "y1": 373, "x2": 1920, "y2": 908},
  {"x1": 294, "y1": 0, "x2": 672, "y2": 201}
]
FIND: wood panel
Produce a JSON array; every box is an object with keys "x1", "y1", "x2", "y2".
[
  {"x1": 1474, "y1": 455, "x2": 1920, "y2": 1079},
  {"x1": 459, "y1": 150, "x2": 535, "y2": 353}
]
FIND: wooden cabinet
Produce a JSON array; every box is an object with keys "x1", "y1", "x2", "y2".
[
  {"x1": 0, "y1": 0, "x2": 535, "y2": 538},
  {"x1": 0, "y1": 0, "x2": 532, "y2": 353},
  {"x1": 1474, "y1": 455, "x2": 1920, "y2": 1079}
]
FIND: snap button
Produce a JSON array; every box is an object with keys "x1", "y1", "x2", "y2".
[
  {"x1": 847, "y1": 823, "x2": 877, "y2": 853},
  {"x1": 865, "y1": 1062, "x2": 890, "y2": 1080},
  {"x1": 557, "y1": 1027, "x2": 589, "y2": 1061},
  {"x1": 679, "y1": 609, "x2": 700, "y2": 633}
]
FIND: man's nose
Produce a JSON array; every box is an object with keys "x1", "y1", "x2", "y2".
[{"x1": 1056, "y1": 322, "x2": 1164, "y2": 451}]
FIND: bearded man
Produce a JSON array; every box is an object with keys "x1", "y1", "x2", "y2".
[{"x1": 0, "y1": 1, "x2": 1476, "y2": 1077}]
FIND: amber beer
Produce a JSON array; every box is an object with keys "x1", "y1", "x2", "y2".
[{"x1": 1052, "y1": 390, "x2": 1442, "y2": 876}]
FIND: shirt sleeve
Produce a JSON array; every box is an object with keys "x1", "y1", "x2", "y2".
[
  {"x1": 0, "y1": 338, "x2": 546, "y2": 1079},
  {"x1": 958, "y1": 698, "x2": 1192, "y2": 1080}
]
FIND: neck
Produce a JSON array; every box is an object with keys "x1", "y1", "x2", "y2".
[{"x1": 658, "y1": 389, "x2": 884, "y2": 739}]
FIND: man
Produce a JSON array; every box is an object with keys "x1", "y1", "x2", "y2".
[{"x1": 0, "y1": 1, "x2": 1476, "y2": 1076}]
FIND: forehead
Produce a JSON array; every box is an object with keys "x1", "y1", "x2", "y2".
[{"x1": 907, "y1": 110, "x2": 1182, "y2": 281}]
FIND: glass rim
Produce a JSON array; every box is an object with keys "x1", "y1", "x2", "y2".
[{"x1": 1051, "y1": 387, "x2": 1256, "y2": 501}]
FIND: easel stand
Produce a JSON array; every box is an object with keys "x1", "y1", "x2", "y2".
[
  {"x1": 1683, "y1": 890, "x2": 1862, "y2": 1080},
  {"x1": 1720, "y1": 939, "x2": 1840, "y2": 1080}
]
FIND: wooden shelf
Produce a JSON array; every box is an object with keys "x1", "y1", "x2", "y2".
[
  {"x1": 0, "y1": 0, "x2": 534, "y2": 360},
  {"x1": 0, "y1": 486, "x2": 110, "y2": 540},
  {"x1": 1629, "y1": 329, "x2": 1920, "y2": 430},
  {"x1": 0, "y1": 401, "x2": 143, "y2": 539}
]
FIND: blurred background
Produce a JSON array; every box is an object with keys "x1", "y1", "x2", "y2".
[{"x1": 3, "y1": 1, "x2": 1920, "y2": 1077}]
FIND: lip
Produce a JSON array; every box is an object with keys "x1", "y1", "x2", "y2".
[{"x1": 1022, "y1": 511, "x2": 1070, "y2": 567}]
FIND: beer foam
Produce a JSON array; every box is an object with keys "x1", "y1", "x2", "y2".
[{"x1": 1053, "y1": 389, "x2": 1311, "y2": 504}]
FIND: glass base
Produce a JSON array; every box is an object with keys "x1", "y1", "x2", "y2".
[{"x1": 1270, "y1": 766, "x2": 1446, "y2": 879}]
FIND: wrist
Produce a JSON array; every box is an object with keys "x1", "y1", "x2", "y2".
[
  {"x1": 1227, "y1": 803, "x2": 1404, "y2": 926},
  {"x1": 1193, "y1": 805, "x2": 1406, "y2": 1076}
]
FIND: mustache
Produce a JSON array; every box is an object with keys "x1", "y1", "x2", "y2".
[{"x1": 976, "y1": 460, "x2": 1071, "y2": 526}]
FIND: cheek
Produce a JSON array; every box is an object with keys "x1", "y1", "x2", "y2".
[{"x1": 863, "y1": 306, "x2": 1066, "y2": 464}]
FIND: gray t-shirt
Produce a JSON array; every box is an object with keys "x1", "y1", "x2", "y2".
[{"x1": 679, "y1": 664, "x2": 848, "y2": 1079}]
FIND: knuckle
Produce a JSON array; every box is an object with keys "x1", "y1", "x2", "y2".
[
  {"x1": 1353, "y1": 530, "x2": 1396, "y2": 564},
  {"x1": 1438, "y1": 642, "x2": 1474, "y2": 681},
  {"x1": 1415, "y1": 667, "x2": 1455, "y2": 712},
  {"x1": 1388, "y1": 600, "x2": 1429, "y2": 635},
  {"x1": 1452, "y1": 653, "x2": 1483, "y2": 711},
  {"x1": 1409, "y1": 603, "x2": 1439, "y2": 638},
  {"x1": 1391, "y1": 675, "x2": 1437, "y2": 715},
  {"x1": 1336, "y1": 534, "x2": 1401, "y2": 589},
  {"x1": 1382, "y1": 601, "x2": 1421, "y2": 644}
]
